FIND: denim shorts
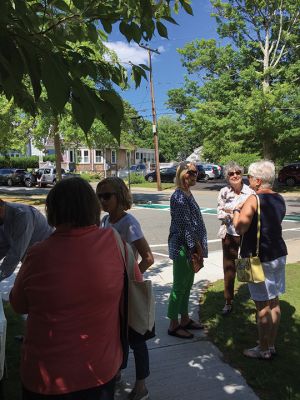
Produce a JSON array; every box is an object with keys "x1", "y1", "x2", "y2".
[{"x1": 248, "y1": 256, "x2": 286, "y2": 301}]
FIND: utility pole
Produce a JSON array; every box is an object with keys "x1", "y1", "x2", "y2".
[{"x1": 139, "y1": 44, "x2": 162, "y2": 191}]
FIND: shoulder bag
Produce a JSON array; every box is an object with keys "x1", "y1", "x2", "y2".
[
  {"x1": 235, "y1": 196, "x2": 265, "y2": 283},
  {"x1": 113, "y1": 229, "x2": 155, "y2": 336}
]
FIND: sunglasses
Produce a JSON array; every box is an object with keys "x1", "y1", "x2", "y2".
[
  {"x1": 186, "y1": 170, "x2": 198, "y2": 177},
  {"x1": 228, "y1": 170, "x2": 241, "y2": 177},
  {"x1": 97, "y1": 192, "x2": 116, "y2": 201}
]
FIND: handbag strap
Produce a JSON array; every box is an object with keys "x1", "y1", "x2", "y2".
[
  {"x1": 112, "y1": 228, "x2": 136, "y2": 280},
  {"x1": 239, "y1": 194, "x2": 261, "y2": 256},
  {"x1": 256, "y1": 195, "x2": 261, "y2": 256}
]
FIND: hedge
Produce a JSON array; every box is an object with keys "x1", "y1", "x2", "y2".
[{"x1": 0, "y1": 155, "x2": 56, "y2": 170}]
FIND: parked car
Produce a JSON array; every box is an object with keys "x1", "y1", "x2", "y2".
[
  {"x1": 118, "y1": 164, "x2": 147, "y2": 179},
  {"x1": 195, "y1": 164, "x2": 207, "y2": 181},
  {"x1": 145, "y1": 167, "x2": 177, "y2": 183},
  {"x1": 0, "y1": 168, "x2": 27, "y2": 186},
  {"x1": 213, "y1": 164, "x2": 224, "y2": 178},
  {"x1": 278, "y1": 162, "x2": 300, "y2": 187},
  {"x1": 23, "y1": 171, "x2": 37, "y2": 187},
  {"x1": 35, "y1": 167, "x2": 77, "y2": 187},
  {"x1": 201, "y1": 164, "x2": 219, "y2": 180}
]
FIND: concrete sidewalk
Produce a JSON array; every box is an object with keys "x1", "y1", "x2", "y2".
[{"x1": 115, "y1": 249, "x2": 259, "y2": 400}]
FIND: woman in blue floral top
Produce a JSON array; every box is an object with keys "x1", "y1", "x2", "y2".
[{"x1": 168, "y1": 161, "x2": 208, "y2": 339}]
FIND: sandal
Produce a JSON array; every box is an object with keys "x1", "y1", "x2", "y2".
[
  {"x1": 221, "y1": 304, "x2": 232, "y2": 315},
  {"x1": 168, "y1": 325, "x2": 194, "y2": 339},
  {"x1": 243, "y1": 346, "x2": 272, "y2": 360},
  {"x1": 181, "y1": 319, "x2": 205, "y2": 330}
]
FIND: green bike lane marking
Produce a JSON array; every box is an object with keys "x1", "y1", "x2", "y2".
[{"x1": 134, "y1": 204, "x2": 300, "y2": 222}]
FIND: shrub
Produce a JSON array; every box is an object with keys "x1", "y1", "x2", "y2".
[
  {"x1": 129, "y1": 173, "x2": 146, "y2": 184},
  {"x1": 80, "y1": 171, "x2": 104, "y2": 182}
]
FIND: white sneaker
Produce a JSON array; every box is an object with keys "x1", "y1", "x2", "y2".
[
  {"x1": 128, "y1": 389, "x2": 149, "y2": 400},
  {"x1": 243, "y1": 345, "x2": 271, "y2": 360}
]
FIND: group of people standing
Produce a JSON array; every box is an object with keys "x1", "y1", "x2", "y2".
[
  {"x1": 164, "y1": 159, "x2": 287, "y2": 363},
  {"x1": 0, "y1": 158, "x2": 287, "y2": 399}
]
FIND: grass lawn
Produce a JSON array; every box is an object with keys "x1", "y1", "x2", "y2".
[
  {"x1": 129, "y1": 182, "x2": 175, "y2": 190},
  {"x1": 201, "y1": 263, "x2": 300, "y2": 400}
]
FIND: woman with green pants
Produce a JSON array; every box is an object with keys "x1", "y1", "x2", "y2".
[{"x1": 167, "y1": 162, "x2": 208, "y2": 339}]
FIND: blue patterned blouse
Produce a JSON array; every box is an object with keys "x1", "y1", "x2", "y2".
[{"x1": 168, "y1": 188, "x2": 208, "y2": 261}]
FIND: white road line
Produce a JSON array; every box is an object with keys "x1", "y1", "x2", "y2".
[
  {"x1": 150, "y1": 239, "x2": 221, "y2": 248},
  {"x1": 152, "y1": 252, "x2": 169, "y2": 257},
  {"x1": 282, "y1": 227, "x2": 300, "y2": 232}
]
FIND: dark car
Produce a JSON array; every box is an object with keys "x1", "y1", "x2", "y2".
[
  {"x1": 0, "y1": 168, "x2": 26, "y2": 186},
  {"x1": 145, "y1": 167, "x2": 177, "y2": 183},
  {"x1": 278, "y1": 162, "x2": 300, "y2": 187},
  {"x1": 23, "y1": 171, "x2": 37, "y2": 187},
  {"x1": 195, "y1": 164, "x2": 207, "y2": 181}
]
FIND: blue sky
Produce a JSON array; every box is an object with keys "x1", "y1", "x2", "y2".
[{"x1": 107, "y1": 1, "x2": 219, "y2": 121}]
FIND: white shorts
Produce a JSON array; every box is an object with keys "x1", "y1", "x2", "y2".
[{"x1": 248, "y1": 256, "x2": 286, "y2": 302}]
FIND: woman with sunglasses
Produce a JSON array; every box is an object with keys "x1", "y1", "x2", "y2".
[
  {"x1": 217, "y1": 162, "x2": 254, "y2": 315},
  {"x1": 96, "y1": 177, "x2": 154, "y2": 400},
  {"x1": 167, "y1": 161, "x2": 208, "y2": 339},
  {"x1": 233, "y1": 160, "x2": 287, "y2": 359}
]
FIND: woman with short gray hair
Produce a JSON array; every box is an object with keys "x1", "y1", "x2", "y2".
[
  {"x1": 233, "y1": 160, "x2": 287, "y2": 360},
  {"x1": 217, "y1": 161, "x2": 254, "y2": 315}
]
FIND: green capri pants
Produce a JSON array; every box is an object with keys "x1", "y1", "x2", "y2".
[{"x1": 168, "y1": 246, "x2": 195, "y2": 320}]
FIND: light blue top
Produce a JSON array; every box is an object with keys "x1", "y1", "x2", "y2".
[{"x1": 0, "y1": 202, "x2": 53, "y2": 281}]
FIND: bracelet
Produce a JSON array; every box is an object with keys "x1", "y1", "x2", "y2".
[{"x1": 233, "y1": 209, "x2": 240, "y2": 213}]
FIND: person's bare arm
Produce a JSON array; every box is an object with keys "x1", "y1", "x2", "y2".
[
  {"x1": 132, "y1": 237, "x2": 154, "y2": 274},
  {"x1": 233, "y1": 195, "x2": 257, "y2": 235}
]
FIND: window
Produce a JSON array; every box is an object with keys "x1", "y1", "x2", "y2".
[
  {"x1": 83, "y1": 150, "x2": 89, "y2": 163},
  {"x1": 76, "y1": 149, "x2": 90, "y2": 163},
  {"x1": 95, "y1": 150, "x2": 103, "y2": 163},
  {"x1": 111, "y1": 150, "x2": 117, "y2": 164},
  {"x1": 136, "y1": 152, "x2": 140, "y2": 160}
]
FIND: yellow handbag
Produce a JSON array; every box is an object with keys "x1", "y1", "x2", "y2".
[{"x1": 235, "y1": 196, "x2": 265, "y2": 283}]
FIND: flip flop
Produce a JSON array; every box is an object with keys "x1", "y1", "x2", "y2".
[
  {"x1": 168, "y1": 325, "x2": 194, "y2": 339},
  {"x1": 181, "y1": 319, "x2": 205, "y2": 330}
]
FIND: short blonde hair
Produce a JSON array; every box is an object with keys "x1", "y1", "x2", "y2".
[
  {"x1": 248, "y1": 160, "x2": 275, "y2": 188},
  {"x1": 96, "y1": 177, "x2": 132, "y2": 210},
  {"x1": 175, "y1": 161, "x2": 196, "y2": 189}
]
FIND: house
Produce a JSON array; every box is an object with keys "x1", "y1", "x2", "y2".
[{"x1": 63, "y1": 146, "x2": 155, "y2": 174}]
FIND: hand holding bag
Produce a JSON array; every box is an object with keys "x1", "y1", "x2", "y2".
[
  {"x1": 235, "y1": 196, "x2": 265, "y2": 283},
  {"x1": 113, "y1": 229, "x2": 155, "y2": 336}
]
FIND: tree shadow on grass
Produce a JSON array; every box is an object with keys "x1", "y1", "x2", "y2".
[{"x1": 201, "y1": 283, "x2": 300, "y2": 400}]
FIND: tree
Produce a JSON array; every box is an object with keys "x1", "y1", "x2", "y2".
[
  {"x1": 167, "y1": 0, "x2": 300, "y2": 162},
  {"x1": 154, "y1": 115, "x2": 191, "y2": 161},
  {"x1": 0, "y1": 95, "x2": 35, "y2": 155},
  {"x1": 0, "y1": 0, "x2": 193, "y2": 142}
]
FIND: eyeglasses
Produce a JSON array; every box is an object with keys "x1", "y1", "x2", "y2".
[
  {"x1": 97, "y1": 192, "x2": 116, "y2": 201},
  {"x1": 228, "y1": 171, "x2": 242, "y2": 177},
  {"x1": 186, "y1": 170, "x2": 198, "y2": 177}
]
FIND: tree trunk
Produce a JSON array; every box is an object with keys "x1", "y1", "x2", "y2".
[{"x1": 52, "y1": 117, "x2": 62, "y2": 181}]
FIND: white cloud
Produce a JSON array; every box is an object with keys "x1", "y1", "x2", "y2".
[{"x1": 105, "y1": 41, "x2": 164, "y2": 65}]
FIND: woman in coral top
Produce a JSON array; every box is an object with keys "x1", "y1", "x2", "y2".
[{"x1": 10, "y1": 177, "x2": 128, "y2": 400}]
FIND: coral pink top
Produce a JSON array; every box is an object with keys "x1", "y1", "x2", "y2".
[{"x1": 10, "y1": 226, "x2": 127, "y2": 395}]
